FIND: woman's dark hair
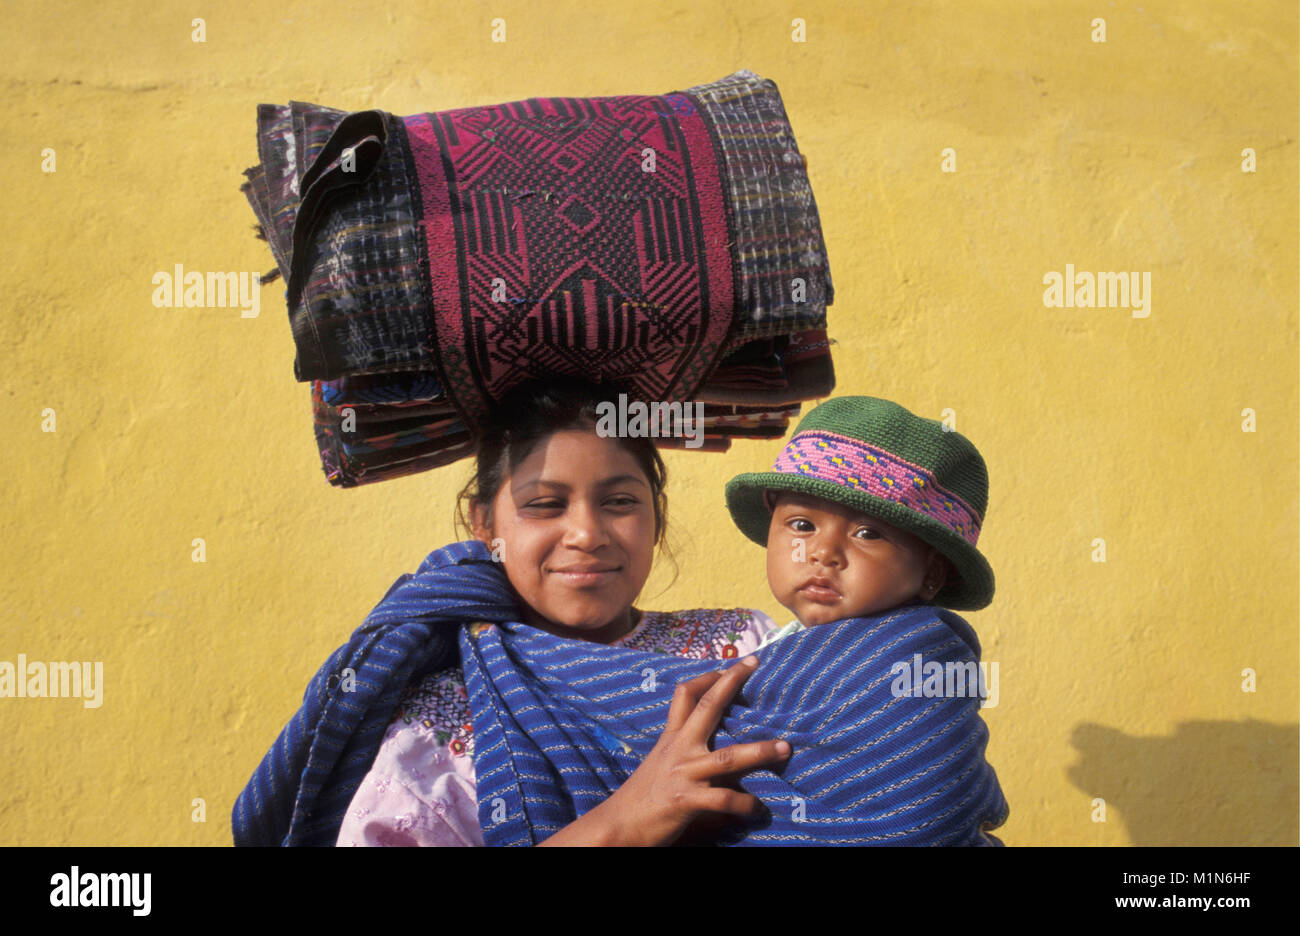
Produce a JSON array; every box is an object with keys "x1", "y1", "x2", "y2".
[{"x1": 454, "y1": 377, "x2": 678, "y2": 587}]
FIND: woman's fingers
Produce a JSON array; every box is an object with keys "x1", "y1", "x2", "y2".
[
  {"x1": 686, "y1": 786, "x2": 767, "y2": 820},
  {"x1": 679, "y1": 656, "x2": 759, "y2": 739},
  {"x1": 664, "y1": 669, "x2": 726, "y2": 732},
  {"x1": 627, "y1": 659, "x2": 786, "y2": 843},
  {"x1": 683, "y1": 739, "x2": 792, "y2": 782}
]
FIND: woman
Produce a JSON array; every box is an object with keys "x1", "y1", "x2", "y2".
[
  {"x1": 235, "y1": 377, "x2": 794, "y2": 847},
  {"x1": 234, "y1": 377, "x2": 1008, "y2": 846}
]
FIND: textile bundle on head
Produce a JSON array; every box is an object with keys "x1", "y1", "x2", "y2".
[
  {"x1": 241, "y1": 70, "x2": 836, "y2": 487},
  {"x1": 232, "y1": 540, "x2": 1009, "y2": 846}
]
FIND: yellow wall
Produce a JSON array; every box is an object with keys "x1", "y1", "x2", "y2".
[{"x1": 1, "y1": 0, "x2": 1295, "y2": 846}]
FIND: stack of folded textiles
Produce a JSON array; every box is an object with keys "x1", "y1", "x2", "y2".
[{"x1": 243, "y1": 69, "x2": 837, "y2": 487}]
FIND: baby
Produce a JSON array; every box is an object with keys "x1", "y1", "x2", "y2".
[
  {"x1": 723, "y1": 395, "x2": 995, "y2": 646},
  {"x1": 722, "y1": 394, "x2": 1009, "y2": 844}
]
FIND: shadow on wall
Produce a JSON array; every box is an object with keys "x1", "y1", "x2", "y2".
[{"x1": 1068, "y1": 720, "x2": 1299, "y2": 845}]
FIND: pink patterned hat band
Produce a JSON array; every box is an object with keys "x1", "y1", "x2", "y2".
[{"x1": 770, "y1": 430, "x2": 983, "y2": 546}]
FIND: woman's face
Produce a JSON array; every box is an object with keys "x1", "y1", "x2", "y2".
[{"x1": 472, "y1": 428, "x2": 657, "y2": 644}]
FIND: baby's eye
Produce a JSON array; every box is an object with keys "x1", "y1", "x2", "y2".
[
  {"x1": 854, "y1": 526, "x2": 881, "y2": 539},
  {"x1": 788, "y1": 518, "x2": 813, "y2": 532}
]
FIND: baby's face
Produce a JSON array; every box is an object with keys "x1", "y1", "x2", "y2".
[{"x1": 765, "y1": 491, "x2": 946, "y2": 627}]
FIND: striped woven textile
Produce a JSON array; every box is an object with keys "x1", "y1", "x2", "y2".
[
  {"x1": 306, "y1": 335, "x2": 831, "y2": 487},
  {"x1": 232, "y1": 540, "x2": 1008, "y2": 846},
  {"x1": 241, "y1": 69, "x2": 837, "y2": 488},
  {"x1": 310, "y1": 381, "x2": 801, "y2": 487}
]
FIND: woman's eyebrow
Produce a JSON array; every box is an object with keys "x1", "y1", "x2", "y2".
[
  {"x1": 514, "y1": 479, "x2": 566, "y2": 495},
  {"x1": 596, "y1": 474, "x2": 650, "y2": 489},
  {"x1": 515, "y1": 475, "x2": 649, "y2": 494}
]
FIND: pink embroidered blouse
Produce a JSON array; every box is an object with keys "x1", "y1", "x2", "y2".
[{"x1": 336, "y1": 607, "x2": 782, "y2": 846}]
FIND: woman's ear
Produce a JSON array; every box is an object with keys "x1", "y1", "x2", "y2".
[{"x1": 468, "y1": 499, "x2": 493, "y2": 545}]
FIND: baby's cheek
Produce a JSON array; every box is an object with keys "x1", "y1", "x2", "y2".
[
  {"x1": 764, "y1": 536, "x2": 780, "y2": 576},
  {"x1": 765, "y1": 543, "x2": 797, "y2": 601}
]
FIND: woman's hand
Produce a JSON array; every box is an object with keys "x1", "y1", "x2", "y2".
[{"x1": 539, "y1": 656, "x2": 791, "y2": 846}]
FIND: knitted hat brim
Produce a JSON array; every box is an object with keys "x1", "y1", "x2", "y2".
[{"x1": 724, "y1": 470, "x2": 995, "y2": 611}]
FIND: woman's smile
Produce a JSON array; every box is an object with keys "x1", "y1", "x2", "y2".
[{"x1": 551, "y1": 563, "x2": 623, "y2": 587}]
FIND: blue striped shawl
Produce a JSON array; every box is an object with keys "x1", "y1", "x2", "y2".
[{"x1": 232, "y1": 540, "x2": 1008, "y2": 846}]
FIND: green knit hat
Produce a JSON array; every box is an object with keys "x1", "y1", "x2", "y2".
[{"x1": 724, "y1": 396, "x2": 995, "y2": 610}]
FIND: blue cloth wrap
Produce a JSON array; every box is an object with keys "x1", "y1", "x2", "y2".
[{"x1": 232, "y1": 540, "x2": 1009, "y2": 846}]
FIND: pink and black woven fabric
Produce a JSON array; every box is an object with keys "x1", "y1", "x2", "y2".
[{"x1": 242, "y1": 70, "x2": 836, "y2": 487}]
